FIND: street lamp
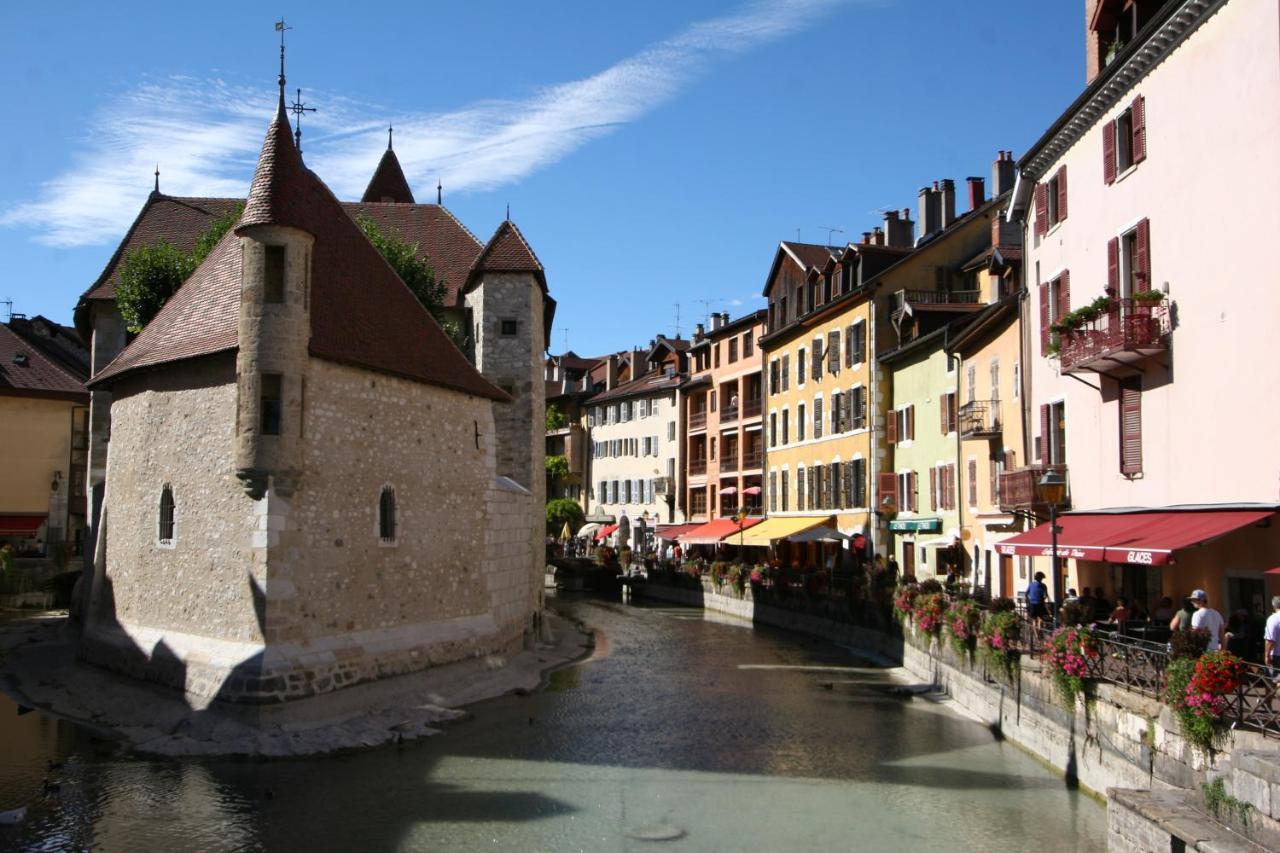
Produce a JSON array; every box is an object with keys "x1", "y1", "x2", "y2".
[{"x1": 1037, "y1": 469, "x2": 1067, "y2": 625}]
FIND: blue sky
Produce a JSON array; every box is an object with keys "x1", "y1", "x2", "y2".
[{"x1": 0, "y1": 1, "x2": 1083, "y2": 357}]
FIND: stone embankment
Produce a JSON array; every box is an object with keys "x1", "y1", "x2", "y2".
[{"x1": 0, "y1": 608, "x2": 591, "y2": 758}]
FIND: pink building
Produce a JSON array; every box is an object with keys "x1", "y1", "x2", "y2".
[{"x1": 1000, "y1": 0, "x2": 1280, "y2": 620}]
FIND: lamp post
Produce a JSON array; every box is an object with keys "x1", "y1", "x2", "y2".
[{"x1": 1037, "y1": 470, "x2": 1067, "y2": 625}]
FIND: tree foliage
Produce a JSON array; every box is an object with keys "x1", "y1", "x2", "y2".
[
  {"x1": 545, "y1": 454, "x2": 570, "y2": 481},
  {"x1": 356, "y1": 216, "x2": 467, "y2": 350},
  {"x1": 546, "y1": 404, "x2": 569, "y2": 431},
  {"x1": 546, "y1": 498, "x2": 584, "y2": 535},
  {"x1": 116, "y1": 203, "x2": 242, "y2": 333}
]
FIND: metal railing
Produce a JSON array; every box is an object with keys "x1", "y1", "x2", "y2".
[
  {"x1": 689, "y1": 458, "x2": 707, "y2": 476},
  {"x1": 958, "y1": 399, "x2": 1001, "y2": 437},
  {"x1": 894, "y1": 288, "x2": 982, "y2": 311},
  {"x1": 998, "y1": 464, "x2": 1067, "y2": 512},
  {"x1": 741, "y1": 451, "x2": 763, "y2": 470},
  {"x1": 743, "y1": 399, "x2": 763, "y2": 419},
  {"x1": 689, "y1": 411, "x2": 707, "y2": 430},
  {"x1": 720, "y1": 406, "x2": 739, "y2": 425},
  {"x1": 1059, "y1": 297, "x2": 1169, "y2": 373},
  {"x1": 721, "y1": 454, "x2": 739, "y2": 474}
]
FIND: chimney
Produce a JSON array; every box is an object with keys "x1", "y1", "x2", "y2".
[
  {"x1": 632, "y1": 348, "x2": 647, "y2": 376},
  {"x1": 694, "y1": 322, "x2": 705, "y2": 340},
  {"x1": 991, "y1": 210, "x2": 1022, "y2": 249},
  {"x1": 710, "y1": 313, "x2": 724, "y2": 331},
  {"x1": 606, "y1": 354, "x2": 619, "y2": 390},
  {"x1": 918, "y1": 185, "x2": 940, "y2": 238},
  {"x1": 992, "y1": 150, "x2": 1016, "y2": 196},
  {"x1": 967, "y1": 177, "x2": 985, "y2": 210},
  {"x1": 861, "y1": 231, "x2": 873, "y2": 244},
  {"x1": 884, "y1": 209, "x2": 914, "y2": 248},
  {"x1": 872, "y1": 227, "x2": 885, "y2": 246},
  {"x1": 940, "y1": 179, "x2": 956, "y2": 228}
]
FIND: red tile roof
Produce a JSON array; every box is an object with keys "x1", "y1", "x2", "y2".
[
  {"x1": 342, "y1": 202, "x2": 482, "y2": 306},
  {"x1": 92, "y1": 99, "x2": 508, "y2": 403},
  {"x1": 467, "y1": 220, "x2": 546, "y2": 290},
  {"x1": 0, "y1": 323, "x2": 88, "y2": 399},
  {"x1": 780, "y1": 241, "x2": 839, "y2": 271},
  {"x1": 586, "y1": 370, "x2": 683, "y2": 404},
  {"x1": 360, "y1": 146, "x2": 416, "y2": 204}
]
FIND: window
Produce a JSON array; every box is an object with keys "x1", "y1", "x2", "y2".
[
  {"x1": 813, "y1": 397, "x2": 823, "y2": 439},
  {"x1": 744, "y1": 331, "x2": 754, "y2": 358},
  {"x1": 728, "y1": 338, "x2": 738, "y2": 363},
  {"x1": 710, "y1": 391, "x2": 717, "y2": 412},
  {"x1": 781, "y1": 470, "x2": 790, "y2": 512},
  {"x1": 261, "y1": 373, "x2": 282, "y2": 436},
  {"x1": 850, "y1": 386, "x2": 867, "y2": 430},
  {"x1": 379, "y1": 486, "x2": 397, "y2": 542},
  {"x1": 845, "y1": 458, "x2": 866, "y2": 508},
  {"x1": 714, "y1": 343, "x2": 721, "y2": 368},
  {"x1": 831, "y1": 391, "x2": 841, "y2": 434},
  {"x1": 968, "y1": 459, "x2": 978, "y2": 507},
  {"x1": 264, "y1": 245, "x2": 285, "y2": 303},
  {"x1": 1040, "y1": 401, "x2": 1067, "y2": 465},
  {"x1": 1039, "y1": 270, "x2": 1070, "y2": 355},
  {"x1": 797, "y1": 404, "x2": 805, "y2": 441},
  {"x1": 710, "y1": 437, "x2": 717, "y2": 461},
  {"x1": 1013, "y1": 362, "x2": 1021, "y2": 398},
  {"x1": 846, "y1": 321, "x2": 866, "y2": 367},
  {"x1": 798, "y1": 348, "x2": 807, "y2": 385},
  {"x1": 769, "y1": 360, "x2": 779, "y2": 395},
  {"x1": 811, "y1": 337, "x2": 823, "y2": 381},
  {"x1": 782, "y1": 408, "x2": 790, "y2": 445},
  {"x1": 1111, "y1": 220, "x2": 1152, "y2": 298},
  {"x1": 621, "y1": 401, "x2": 631, "y2": 422},
  {"x1": 501, "y1": 319, "x2": 519, "y2": 336},
  {"x1": 1120, "y1": 377, "x2": 1143, "y2": 475},
  {"x1": 966, "y1": 364, "x2": 976, "y2": 404},
  {"x1": 1034, "y1": 166, "x2": 1068, "y2": 236},
  {"x1": 897, "y1": 471, "x2": 917, "y2": 512},
  {"x1": 940, "y1": 392, "x2": 958, "y2": 434},
  {"x1": 887, "y1": 405, "x2": 914, "y2": 444},
  {"x1": 782, "y1": 355, "x2": 790, "y2": 391},
  {"x1": 797, "y1": 467, "x2": 806, "y2": 511},
  {"x1": 769, "y1": 413, "x2": 777, "y2": 448},
  {"x1": 668, "y1": 420, "x2": 675, "y2": 441},
  {"x1": 990, "y1": 359, "x2": 1000, "y2": 403},
  {"x1": 826, "y1": 330, "x2": 840, "y2": 375},
  {"x1": 158, "y1": 484, "x2": 176, "y2": 544},
  {"x1": 769, "y1": 471, "x2": 777, "y2": 513}
]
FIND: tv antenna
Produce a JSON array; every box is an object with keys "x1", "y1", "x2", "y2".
[
  {"x1": 818, "y1": 226, "x2": 845, "y2": 246},
  {"x1": 1, "y1": 298, "x2": 12, "y2": 323},
  {"x1": 673, "y1": 303, "x2": 681, "y2": 338}
]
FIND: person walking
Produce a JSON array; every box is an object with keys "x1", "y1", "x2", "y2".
[
  {"x1": 1170, "y1": 597, "x2": 1196, "y2": 632},
  {"x1": 1026, "y1": 571, "x2": 1049, "y2": 628},
  {"x1": 1264, "y1": 596, "x2": 1280, "y2": 671},
  {"x1": 1189, "y1": 589, "x2": 1226, "y2": 651}
]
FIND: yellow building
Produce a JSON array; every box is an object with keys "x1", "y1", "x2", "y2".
[
  {"x1": 946, "y1": 220, "x2": 1027, "y2": 599},
  {"x1": 0, "y1": 317, "x2": 89, "y2": 559},
  {"x1": 760, "y1": 235, "x2": 911, "y2": 550}
]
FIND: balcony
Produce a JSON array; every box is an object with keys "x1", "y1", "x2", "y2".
[
  {"x1": 689, "y1": 410, "x2": 707, "y2": 431},
  {"x1": 721, "y1": 455, "x2": 739, "y2": 474},
  {"x1": 743, "y1": 398, "x2": 763, "y2": 420},
  {"x1": 998, "y1": 464, "x2": 1069, "y2": 513},
  {"x1": 721, "y1": 406, "x2": 738, "y2": 425},
  {"x1": 741, "y1": 450, "x2": 763, "y2": 471},
  {"x1": 689, "y1": 458, "x2": 707, "y2": 477},
  {"x1": 1058, "y1": 297, "x2": 1169, "y2": 375},
  {"x1": 958, "y1": 400, "x2": 1002, "y2": 439}
]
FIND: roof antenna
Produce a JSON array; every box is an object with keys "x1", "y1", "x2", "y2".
[
  {"x1": 289, "y1": 87, "x2": 316, "y2": 153},
  {"x1": 436, "y1": 178, "x2": 442, "y2": 205},
  {"x1": 673, "y1": 303, "x2": 681, "y2": 338},
  {"x1": 1, "y1": 298, "x2": 12, "y2": 324},
  {"x1": 818, "y1": 225, "x2": 845, "y2": 246},
  {"x1": 795, "y1": 227, "x2": 801, "y2": 242},
  {"x1": 387, "y1": 124, "x2": 393, "y2": 150},
  {"x1": 154, "y1": 164, "x2": 160, "y2": 194}
]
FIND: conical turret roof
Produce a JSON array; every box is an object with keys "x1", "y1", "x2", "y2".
[
  {"x1": 237, "y1": 95, "x2": 314, "y2": 234},
  {"x1": 361, "y1": 146, "x2": 415, "y2": 204}
]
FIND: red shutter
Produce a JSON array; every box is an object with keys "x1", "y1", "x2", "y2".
[
  {"x1": 1107, "y1": 237, "x2": 1120, "y2": 294},
  {"x1": 1132, "y1": 95, "x2": 1147, "y2": 163},
  {"x1": 1034, "y1": 183, "x2": 1048, "y2": 236},
  {"x1": 1102, "y1": 119, "x2": 1117, "y2": 185},
  {"x1": 1039, "y1": 282, "x2": 1050, "y2": 354},
  {"x1": 1135, "y1": 218, "x2": 1151, "y2": 291},
  {"x1": 887, "y1": 412, "x2": 897, "y2": 444},
  {"x1": 1120, "y1": 380, "x2": 1143, "y2": 475},
  {"x1": 907, "y1": 405, "x2": 915, "y2": 441},
  {"x1": 1056, "y1": 166, "x2": 1068, "y2": 221},
  {"x1": 1057, "y1": 270, "x2": 1071, "y2": 322},
  {"x1": 930, "y1": 466, "x2": 938, "y2": 511},
  {"x1": 878, "y1": 472, "x2": 898, "y2": 507},
  {"x1": 1039, "y1": 404, "x2": 1051, "y2": 465}
]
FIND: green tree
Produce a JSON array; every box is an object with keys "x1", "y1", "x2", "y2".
[
  {"x1": 546, "y1": 498, "x2": 584, "y2": 536},
  {"x1": 115, "y1": 203, "x2": 242, "y2": 333},
  {"x1": 545, "y1": 454, "x2": 570, "y2": 481},
  {"x1": 356, "y1": 216, "x2": 467, "y2": 350},
  {"x1": 545, "y1": 404, "x2": 569, "y2": 431}
]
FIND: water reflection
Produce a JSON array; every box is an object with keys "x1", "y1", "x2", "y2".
[{"x1": 0, "y1": 598, "x2": 1106, "y2": 851}]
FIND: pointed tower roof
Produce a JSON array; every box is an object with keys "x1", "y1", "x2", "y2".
[
  {"x1": 237, "y1": 96, "x2": 313, "y2": 234},
  {"x1": 360, "y1": 137, "x2": 415, "y2": 204},
  {"x1": 466, "y1": 219, "x2": 545, "y2": 289}
]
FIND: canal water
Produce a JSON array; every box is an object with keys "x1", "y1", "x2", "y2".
[{"x1": 0, "y1": 596, "x2": 1106, "y2": 851}]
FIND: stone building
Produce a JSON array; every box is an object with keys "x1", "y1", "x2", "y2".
[{"x1": 79, "y1": 90, "x2": 551, "y2": 704}]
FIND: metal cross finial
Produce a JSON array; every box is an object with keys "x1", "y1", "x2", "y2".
[
  {"x1": 437, "y1": 179, "x2": 442, "y2": 205},
  {"x1": 154, "y1": 164, "x2": 160, "y2": 194},
  {"x1": 506, "y1": 203, "x2": 511, "y2": 221},
  {"x1": 289, "y1": 88, "x2": 316, "y2": 153},
  {"x1": 387, "y1": 125, "x2": 393, "y2": 150}
]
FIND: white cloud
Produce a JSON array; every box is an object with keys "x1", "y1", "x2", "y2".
[{"x1": 2, "y1": 0, "x2": 849, "y2": 248}]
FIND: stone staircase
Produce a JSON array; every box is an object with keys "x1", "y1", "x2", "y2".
[{"x1": 1108, "y1": 750, "x2": 1280, "y2": 851}]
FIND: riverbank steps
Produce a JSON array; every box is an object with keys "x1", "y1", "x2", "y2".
[{"x1": 634, "y1": 582, "x2": 1280, "y2": 852}]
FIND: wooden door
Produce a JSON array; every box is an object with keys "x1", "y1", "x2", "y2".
[
  {"x1": 902, "y1": 542, "x2": 915, "y2": 579},
  {"x1": 1000, "y1": 555, "x2": 1014, "y2": 599}
]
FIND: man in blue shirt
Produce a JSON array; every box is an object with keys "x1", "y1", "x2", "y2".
[{"x1": 1026, "y1": 571, "x2": 1049, "y2": 628}]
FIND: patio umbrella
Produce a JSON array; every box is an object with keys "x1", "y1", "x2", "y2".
[
  {"x1": 742, "y1": 486, "x2": 762, "y2": 496},
  {"x1": 560, "y1": 521, "x2": 573, "y2": 541},
  {"x1": 719, "y1": 486, "x2": 737, "y2": 495}
]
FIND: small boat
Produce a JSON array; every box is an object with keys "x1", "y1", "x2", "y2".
[{"x1": 0, "y1": 806, "x2": 27, "y2": 826}]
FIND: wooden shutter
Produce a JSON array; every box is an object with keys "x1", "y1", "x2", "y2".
[
  {"x1": 769, "y1": 471, "x2": 777, "y2": 513},
  {"x1": 1120, "y1": 379, "x2": 1143, "y2": 475},
  {"x1": 1131, "y1": 95, "x2": 1146, "y2": 163},
  {"x1": 1102, "y1": 119, "x2": 1117, "y2": 185},
  {"x1": 907, "y1": 471, "x2": 917, "y2": 512},
  {"x1": 1034, "y1": 183, "x2": 1048, "y2": 237},
  {"x1": 782, "y1": 355, "x2": 789, "y2": 390},
  {"x1": 828, "y1": 330, "x2": 840, "y2": 374},
  {"x1": 878, "y1": 471, "x2": 897, "y2": 508},
  {"x1": 1039, "y1": 404, "x2": 1051, "y2": 465},
  {"x1": 1057, "y1": 270, "x2": 1071, "y2": 323},
  {"x1": 846, "y1": 325, "x2": 856, "y2": 367},
  {"x1": 843, "y1": 461, "x2": 853, "y2": 508},
  {"x1": 831, "y1": 462, "x2": 841, "y2": 509},
  {"x1": 843, "y1": 391, "x2": 853, "y2": 432},
  {"x1": 814, "y1": 398, "x2": 823, "y2": 438},
  {"x1": 968, "y1": 458, "x2": 978, "y2": 506},
  {"x1": 1107, "y1": 237, "x2": 1120, "y2": 293},
  {"x1": 798, "y1": 468, "x2": 806, "y2": 512},
  {"x1": 940, "y1": 392, "x2": 949, "y2": 434},
  {"x1": 1135, "y1": 218, "x2": 1151, "y2": 291},
  {"x1": 1056, "y1": 166, "x2": 1068, "y2": 221},
  {"x1": 907, "y1": 404, "x2": 915, "y2": 440},
  {"x1": 930, "y1": 466, "x2": 938, "y2": 511},
  {"x1": 1039, "y1": 282, "x2": 1050, "y2": 353},
  {"x1": 887, "y1": 411, "x2": 897, "y2": 444}
]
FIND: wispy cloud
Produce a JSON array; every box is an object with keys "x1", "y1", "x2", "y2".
[{"x1": 3, "y1": 0, "x2": 848, "y2": 248}]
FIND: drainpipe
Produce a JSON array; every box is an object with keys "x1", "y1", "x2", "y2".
[{"x1": 945, "y1": 325, "x2": 966, "y2": 586}]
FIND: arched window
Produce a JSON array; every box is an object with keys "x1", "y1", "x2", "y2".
[
  {"x1": 379, "y1": 486, "x2": 397, "y2": 542},
  {"x1": 158, "y1": 485, "x2": 176, "y2": 544}
]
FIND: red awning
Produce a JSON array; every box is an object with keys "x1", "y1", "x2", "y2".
[
  {"x1": 656, "y1": 524, "x2": 701, "y2": 541},
  {"x1": 679, "y1": 516, "x2": 764, "y2": 546},
  {"x1": 0, "y1": 515, "x2": 46, "y2": 537},
  {"x1": 594, "y1": 523, "x2": 619, "y2": 542},
  {"x1": 995, "y1": 509, "x2": 1274, "y2": 566}
]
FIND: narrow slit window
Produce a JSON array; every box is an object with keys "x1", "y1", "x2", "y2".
[
  {"x1": 264, "y1": 245, "x2": 285, "y2": 303},
  {"x1": 261, "y1": 374, "x2": 282, "y2": 436},
  {"x1": 158, "y1": 484, "x2": 176, "y2": 543},
  {"x1": 379, "y1": 486, "x2": 397, "y2": 541}
]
